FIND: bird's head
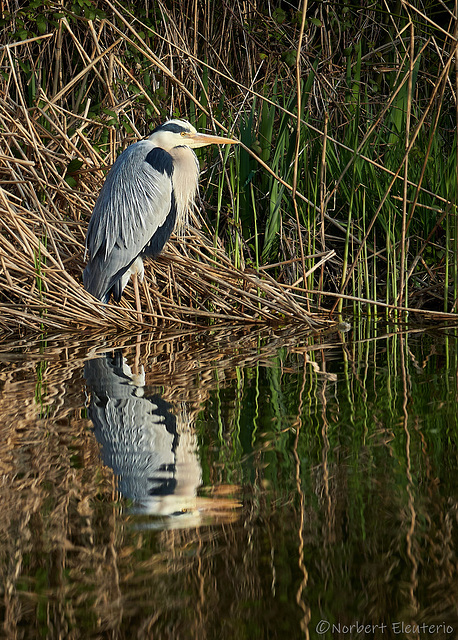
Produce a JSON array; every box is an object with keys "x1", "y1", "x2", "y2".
[{"x1": 148, "y1": 119, "x2": 238, "y2": 151}]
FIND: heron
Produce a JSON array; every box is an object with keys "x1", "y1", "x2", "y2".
[{"x1": 83, "y1": 119, "x2": 238, "y2": 320}]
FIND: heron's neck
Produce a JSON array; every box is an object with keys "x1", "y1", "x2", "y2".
[{"x1": 169, "y1": 146, "x2": 200, "y2": 233}]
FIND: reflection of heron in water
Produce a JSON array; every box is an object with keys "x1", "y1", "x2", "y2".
[{"x1": 84, "y1": 351, "x2": 202, "y2": 522}]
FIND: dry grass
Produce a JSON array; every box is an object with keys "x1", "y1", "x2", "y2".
[
  {"x1": 2, "y1": 3, "x2": 456, "y2": 335},
  {"x1": 0, "y1": 12, "x2": 336, "y2": 335}
]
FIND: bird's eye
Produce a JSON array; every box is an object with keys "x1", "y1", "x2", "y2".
[{"x1": 180, "y1": 131, "x2": 187, "y2": 136}]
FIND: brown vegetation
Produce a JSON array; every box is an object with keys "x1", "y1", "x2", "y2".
[{"x1": 0, "y1": 12, "x2": 332, "y2": 334}]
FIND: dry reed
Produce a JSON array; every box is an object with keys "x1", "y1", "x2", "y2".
[{"x1": 0, "y1": 17, "x2": 333, "y2": 335}]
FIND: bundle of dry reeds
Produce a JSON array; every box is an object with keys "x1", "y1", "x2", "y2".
[{"x1": 0, "y1": 22, "x2": 330, "y2": 334}]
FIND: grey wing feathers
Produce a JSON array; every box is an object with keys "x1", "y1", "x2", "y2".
[{"x1": 83, "y1": 141, "x2": 174, "y2": 301}]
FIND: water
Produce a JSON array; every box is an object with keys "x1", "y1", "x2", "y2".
[{"x1": 0, "y1": 322, "x2": 457, "y2": 639}]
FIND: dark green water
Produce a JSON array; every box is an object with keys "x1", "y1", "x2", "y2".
[{"x1": 0, "y1": 321, "x2": 457, "y2": 639}]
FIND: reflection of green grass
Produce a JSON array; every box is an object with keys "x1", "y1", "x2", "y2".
[
  {"x1": 3, "y1": 325, "x2": 458, "y2": 638},
  {"x1": 34, "y1": 359, "x2": 49, "y2": 418},
  {"x1": 34, "y1": 337, "x2": 50, "y2": 418},
  {"x1": 194, "y1": 325, "x2": 458, "y2": 635},
  {"x1": 199, "y1": 323, "x2": 458, "y2": 532}
]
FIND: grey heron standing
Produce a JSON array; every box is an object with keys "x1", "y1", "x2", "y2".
[{"x1": 83, "y1": 119, "x2": 238, "y2": 320}]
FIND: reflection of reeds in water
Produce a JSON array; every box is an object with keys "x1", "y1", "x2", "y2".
[
  {"x1": 0, "y1": 328, "x2": 310, "y2": 636},
  {"x1": 0, "y1": 326, "x2": 457, "y2": 637}
]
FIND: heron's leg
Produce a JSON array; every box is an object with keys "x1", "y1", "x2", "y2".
[
  {"x1": 133, "y1": 332, "x2": 142, "y2": 375},
  {"x1": 132, "y1": 271, "x2": 143, "y2": 324}
]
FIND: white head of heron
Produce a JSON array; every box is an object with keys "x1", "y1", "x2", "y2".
[{"x1": 149, "y1": 119, "x2": 239, "y2": 150}]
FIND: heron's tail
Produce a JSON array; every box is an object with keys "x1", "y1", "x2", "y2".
[
  {"x1": 83, "y1": 256, "x2": 132, "y2": 304},
  {"x1": 83, "y1": 261, "x2": 111, "y2": 304}
]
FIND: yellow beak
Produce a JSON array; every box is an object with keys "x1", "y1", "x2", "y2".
[{"x1": 185, "y1": 132, "x2": 239, "y2": 149}]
